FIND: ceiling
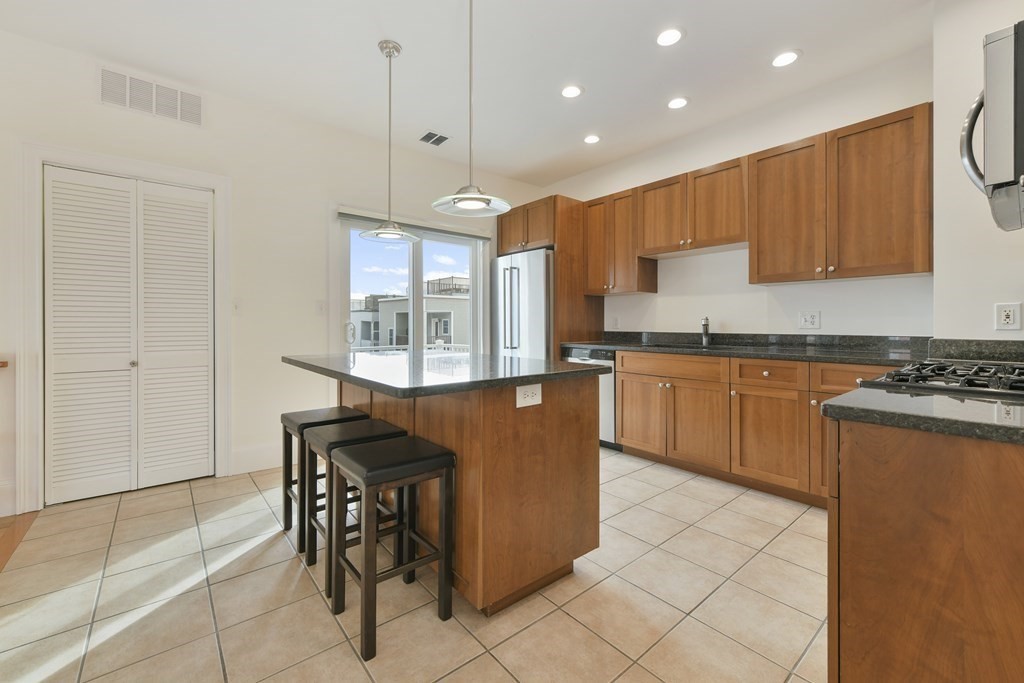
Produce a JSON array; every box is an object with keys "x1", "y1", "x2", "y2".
[{"x1": 0, "y1": 0, "x2": 936, "y2": 186}]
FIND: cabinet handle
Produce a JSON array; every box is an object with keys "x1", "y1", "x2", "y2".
[
  {"x1": 129, "y1": 360, "x2": 138, "y2": 368},
  {"x1": 815, "y1": 266, "x2": 823, "y2": 273},
  {"x1": 827, "y1": 265, "x2": 836, "y2": 272},
  {"x1": 762, "y1": 370, "x2": 770, "y2": 377},
  {"x1": 687, "y1": 239, "x2": 693, "y2": 245},
  {"x1": 811, "y1": 399, "x2": 819, "y2": 406},
  {"x1": 665, "y1": 383, "x2": 672, "y2": 388},
  {"x1": 679, "y1": 240, "x2": 685, "y2": 246},
  {"x1": 730, "y1": 390, "x2": 737, "y2": 396},
  {"x1": 658, "y1": 383, "x2": 664, "y2": 388}
]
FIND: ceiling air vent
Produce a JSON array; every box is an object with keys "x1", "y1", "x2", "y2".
[
  {"x1": 419, "y1": 131, "x2": 450, "y2": 146},
  {"x1": 99, "y1": 67, "x2": 203, "y2": 126}
]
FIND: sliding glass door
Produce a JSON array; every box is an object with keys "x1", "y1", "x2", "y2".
[{"x1": 340, "y1": 215, "x2": 483, "y2": 355}]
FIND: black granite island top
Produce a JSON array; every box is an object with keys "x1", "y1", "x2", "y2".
[
  {"x1": 282, "y1": 351, "x2": 611, "y2": 399},
  {"x1": 822, "y1": 388, "x2": 1024, "y2": 446}
]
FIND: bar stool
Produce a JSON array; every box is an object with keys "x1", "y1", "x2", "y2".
[
  {"x1": 303, "y1": 419, "x2": 408, "y2": 598},
  {"x1": 328, "y1": 436, "x2": 455, "y2": 661},
  {"x1": 281, "y1": 406, "x2": 368, "y2": 553}
]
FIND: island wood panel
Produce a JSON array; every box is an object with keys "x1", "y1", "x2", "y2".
[
  {"x1": 551, "y1": 195, "x2": 603, "y2": 359},
  {"x1": 339, "y1": 381, "x2": 371, "y2": 414},
  {"x1": 826, "y1": 103, "x2": 932, "y2": 278},
  {"x1": 730, "y1": 385, "x2": 809, "y2": 491},
  {"x1": 747, "y1": 135, "x2": 826, "y2": 283},
  {"x1": 687, "y1": 157, "x2": 747, "y2": 248},
  {"x1": 370, "y1": 391, "x2": 415, "y2": 433},
  {"x1": 637, "y1": 174, "x2": 686, "y2": 255},
  {"x1": 479, "y1": 377, "x2": 599, "y2": 608},
  {"x1": 834, "y1": 422, "x2": 1024, "y2": 680},
  {"x1": 827, "y1": 495, "x2": 839, "y2": 683},
  {"x1": 667, "y1": 379, "x2": 730, "y2": 472},
  {"x1": 413, "y1": 390, "x2": 483, "y2": 605}
]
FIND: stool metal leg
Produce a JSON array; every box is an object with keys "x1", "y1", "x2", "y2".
[
  {"x1": 402, "y1": 484, "x2": 417, "y2": 584},
  {"x1": 331, "y1": 466, "x2": 347, "y2": 615},
  {"x1": 282, "y1": 426, "x2": 293, "y2": 532},
  {"x1": 438, "y1": 468, "x2": 454, "y2": 621},
  {"x1": 304, "y1": 443, "x2": 317, "y2": 567},
  {"x1": 324, "y1": 456, "x2": 334, "y2": 600},
  {"x1": 360, "y1": 483, "x2": 379, "y2": 661}
]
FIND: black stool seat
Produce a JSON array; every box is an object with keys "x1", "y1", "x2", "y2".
[
  {"x1": 305, "y1": 419, "x2": 407, "y2": 454},
  {"x1": 282, "y1": 406, "x2": 367, "y2": 434},
  {"x1": 331, "y1": 437, "x2": 455, "y2": 486}
]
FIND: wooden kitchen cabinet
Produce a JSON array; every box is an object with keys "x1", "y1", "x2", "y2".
[
  {"x1": 730, "y1": 384, "x2": 809, "y2": 491},
  {"x1": 808, "y1": 392, "x2": 839, "y2": 497},
  {"x1": 687, "y1": 157, "x2": 748, "y2": 248},
  {"x1": 496, "y1": 196, "x2": 555, "y2": 255},
  {"x1": 584, "y1": 190, "x2": 657, "y2": 295},
  {"x1": 637, "y1": 174, "x2": 687, "y2": 255},
  {"x1": 826, "y1": 103, "x2": 932, "y2": 278},
  {"x1": 748, "y1": 135, "x2": 827, "y2": 284},
  {"x1": 667, "y1": 379, "x2": 731, "y2": 472},
  {"x1": 616, "y1": 372, "x2": 667, "y2": 455}
]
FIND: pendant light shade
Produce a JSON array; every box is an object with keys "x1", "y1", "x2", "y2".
[
  {"x1": 433, "y1": 0, "x2": 509, "y2": 217},
  {"x1": 360, "y1": 40, "x2": 420, "y2": 243}
]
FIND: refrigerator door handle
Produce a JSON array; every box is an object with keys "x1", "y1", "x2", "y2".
[
  {"x1": 510, "y1": 266, "x2": 520, "y2": 350},
  {"x1": 502, "y1": 267, "x2": 510, "y2": 350}
]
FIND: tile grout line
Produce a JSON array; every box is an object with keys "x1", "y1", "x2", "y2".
[
  {"x1": 188, "y1": 478, "x2": 229, "y2": 683},
  {"x1": 74, "y1": 493, "x2": 121, "y2": 683},
  {"x1": 788, "y1": 618, "x2": 826, "y2": 679}
]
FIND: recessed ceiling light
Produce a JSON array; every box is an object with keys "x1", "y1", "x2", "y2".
[
  {"x1": 561, "y1": 85, "x2": 583, "y2": 98},
  {"x1": 657, "y1": 29, "x2": 683, "y2": 47},
  {"x1": 668, "y1": 97, "x2": 688, "y2": 109},
  {"x1": 772, "y1": 50, "x2": 802, "y2": 67},
  {"x1": 584, "y1": 135, "x2": 600, "y2": 144}
]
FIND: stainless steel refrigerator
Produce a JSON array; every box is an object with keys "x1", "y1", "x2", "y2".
[{"x1": 492, "y1": 248, "x2": 553, "y2": 360}]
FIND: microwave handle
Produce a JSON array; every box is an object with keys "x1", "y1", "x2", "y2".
[{"x1": 960, "y1": 90, "x2": 986, "y2": 194}]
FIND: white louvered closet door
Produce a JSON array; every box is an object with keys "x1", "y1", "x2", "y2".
[
  {"x1": 137, "y1": 181, "x2": 214, "y2": 488},
  {"x1": 45, "y1": 166, "x2": 139, "y2": 504}
]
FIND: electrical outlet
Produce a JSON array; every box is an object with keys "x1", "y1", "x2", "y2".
[
  {"x1": 798, "y1": 311, "x2": 821, "y2": 330},
  {"x1": 516, "y1": 384, "x2": 542, "y2": 408},
  {"x1": 995, "y1": 303, "x2": 1022, "y2": 330},
  {"x1": 611, "y1": 316, "x2": 620, "y2": 330},
  {"x1": 995, "y1": 402, "x2": 1024, "y2": 426}
]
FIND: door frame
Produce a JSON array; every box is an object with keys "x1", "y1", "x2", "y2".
[{"x1": 16, "y1": 143, "x2": 232, "y2": 513}]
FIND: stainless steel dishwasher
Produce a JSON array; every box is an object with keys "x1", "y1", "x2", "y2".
[{"x1": 565, "y1": 348, "x2": 617, "y2": 448}]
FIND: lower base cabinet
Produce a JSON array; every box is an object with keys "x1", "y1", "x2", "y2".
[
  {"x1": 667, "y1": 379, "x2": 731, "y2": 472},
  {"x1": 809, "y1": 392, "x2": 840, "y2": 497},
  {"x1": 729, "y1": 385, "x2": 810, "y2": 491},
  {"x1": 617, "y1": 373, "x2": 667, "y2": 456}
]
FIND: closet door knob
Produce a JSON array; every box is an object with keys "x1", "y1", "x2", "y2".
[{"x1": 129, "y1": 360, "x2": 138, "y2": 367}]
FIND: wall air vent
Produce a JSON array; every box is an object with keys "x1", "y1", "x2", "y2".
[
  {"x1": 99, "y1": 67, "x2": 203, "y2": 126},
  {"x1": 419, "y1": 131, "x2": 450, "y2": 146}
]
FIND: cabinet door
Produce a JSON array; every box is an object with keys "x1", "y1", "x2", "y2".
[
  {"x1": 809, "y1": 392, "x2": 839, "y2": 497},
  {"x1": 667, "y1": 379, "x2": 730, "y2": 472},
  {"x1": 730, "y1": 385, "x2": 809, "y2": 491},
  {"x1": 497, "y1": 207, "x2": 525, "y2": 255},
  {"x1": 748, "y1": 135, "x2": 827, "y2": 284},
  {"x1": 524, "y1": 197, "x2": 555, "y2": 249},
  {"x1": 687, "y1": 157, "x2": 748, "y2": 248},
  {"x1": 616, "y1": 372, "x2": 667, "y2": 456},
  {"x1": 637, "y1": 175, "x2": 687, "y2": 255},
  {"x1": 610, "y1": 190, "x2": 657, "y2": 294},
  {"x1": 826, "y1": 103, "x2": 932, "y2": 278},
  {"x1": 583, "y1": 197, "x2": 611, "y2": 294}
]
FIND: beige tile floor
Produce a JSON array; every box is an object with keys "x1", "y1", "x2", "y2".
[{"x1": 0, "y1": 448, "x2": 827, "y2": 682}]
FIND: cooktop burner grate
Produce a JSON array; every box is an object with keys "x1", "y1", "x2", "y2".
[{"x1": 860, "y1": 361, "x2": 1024, "y2": 399}]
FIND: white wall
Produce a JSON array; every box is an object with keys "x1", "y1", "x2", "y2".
[
  {"x1": 545, "y1": 48, "x2": 936, "y2": 337},
  {"x1": 932, "y1": 0, "x2": 1024, "y2": 339},
  {"x1": 0, "y1": 30, "x2": 541, "y2": 512}
]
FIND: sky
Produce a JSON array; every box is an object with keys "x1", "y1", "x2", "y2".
[{"x1": 349, "y1": 228, "x2": 470, "y2": 299}]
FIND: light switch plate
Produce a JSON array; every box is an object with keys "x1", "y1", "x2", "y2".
[
  {"x1": 798, "y1": 311, "x2": 821, "y2": 329},
  {"x1": 516, "y1": 384, "x2": 542, "y2": 408}
]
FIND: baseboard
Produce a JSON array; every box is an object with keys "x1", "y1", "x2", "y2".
[
  {"x1": 0, "y1": 480, "x2": 15, "y2": 517},
  {"x1": 228, "y1": 441, "x2": 278, "y2": 476}
]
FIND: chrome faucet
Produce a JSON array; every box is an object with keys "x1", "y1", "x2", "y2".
[{"x1": 701, "y1": 317, "x2": 710, "y2": 348}]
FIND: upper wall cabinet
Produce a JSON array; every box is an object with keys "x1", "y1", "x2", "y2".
[
  {"x1": 826, "y1": 103, "x2": 932, "y2": 279},
  {"x1": 748, "y1": 103, "x2": 932, "y2": 283},
  {"x1": 748, "y1": 135, "x2": 827, "y2": 283},
  {"x1": 688, "y1": 157, "x2": 748, "y2": 249},
  {"x1": 497, "y1": 196, "x2": 555, "y2": 255},
  {"x1": 584, "y1": 190, "x2": 657, "y2": 295},
  {"x1": 637, "y1": 175, "x2": 687, "y2": 256}
]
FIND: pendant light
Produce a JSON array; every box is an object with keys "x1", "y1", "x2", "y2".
[
  {"x1": 360, "y1": 40, "x2": 420, "y2": 243},
  {"x1": 432, "y1": 0, "x2": 510, "y2": 217}
]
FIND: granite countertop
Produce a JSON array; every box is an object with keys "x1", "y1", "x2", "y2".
[
  {"x1": 822, "y1": 388, "x2": 1024, "y2": 445},
  {"x1": 282, "y1": 351, "x2": 610, "y2": 398}
]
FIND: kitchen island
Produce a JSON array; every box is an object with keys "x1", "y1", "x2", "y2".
[{"x1": 282, "y1": 351, "x2": 610, "y2": 615}]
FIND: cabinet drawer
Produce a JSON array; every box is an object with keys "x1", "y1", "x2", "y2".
[
  {"x1": 810, "y1": 362, "x2": 897, "y2": 393},
  {"x1": 730, "y1": 358, "x2": 809, "y2": 389},
  {"x1": 616, "y1": 351, "x2": 730, "y2": 383}
]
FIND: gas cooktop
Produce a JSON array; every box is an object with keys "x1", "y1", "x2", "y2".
[{"x1": 858, "y1": 361, "x2": 1024, "y2": 400}]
